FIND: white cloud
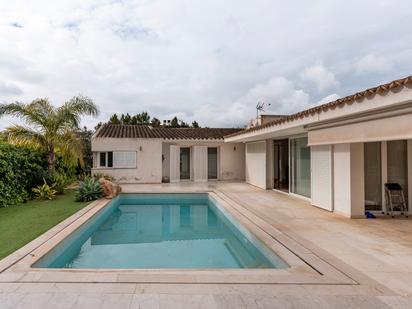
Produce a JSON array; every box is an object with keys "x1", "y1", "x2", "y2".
[
  {"x1": 0, "y1": 81, "x2": 23, "y2": 96},
  {"x1": 355, "y1": 54, "x2": 393, "y2": 75},
  {"x1": 301, "y1": 64, "x2": 339, "y2": 93},
  {"x1": 211, "y1": 77, "x2": 310, "y2": 125},
  {"x1": 0, "y1": 0, "x2": 410, "y2": 129},
  {"x1": 317, "y1": 94, "x2": 340, "y2": 105},
  {"x1": 240, "y1": 77, "x2": 309, "y2": 113}
]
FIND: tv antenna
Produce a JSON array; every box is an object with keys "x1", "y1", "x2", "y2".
[{"x1": 256, "y1": 101, "x2": 271, "y2": 119}]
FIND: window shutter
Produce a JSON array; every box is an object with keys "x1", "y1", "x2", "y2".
[{"x1": 113, "y1": 151, "x2": 136, "y2": 168}]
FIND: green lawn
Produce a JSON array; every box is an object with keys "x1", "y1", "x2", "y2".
[{"x1": 0, "y1": 190, "x2": 90, "y2": 260}]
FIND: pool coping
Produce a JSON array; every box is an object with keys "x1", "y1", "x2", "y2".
[{"x1": 0, "y1": 189, "x2": 358, "y2": 285}]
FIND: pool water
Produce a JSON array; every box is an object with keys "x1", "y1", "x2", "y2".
[{"x1": 34, "y1": 194, "x2": 288, "y2": 269}]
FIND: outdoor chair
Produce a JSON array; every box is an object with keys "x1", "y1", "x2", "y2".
[{"x1": 384, "y1": 183, "x2": 408, "y2": 218}]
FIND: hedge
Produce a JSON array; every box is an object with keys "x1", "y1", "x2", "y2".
[{"x1": 0, "y1": 143, "x2": 48, "y2": 207}]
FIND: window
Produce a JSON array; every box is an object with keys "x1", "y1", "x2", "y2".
[
  {"x1": 99, "y1": 152, "x2": 107, "y2": 167},
  {"x1": 108, "y1": 151, "x2": 113, "y2": 168},
  {"x1": 97, "y1": 151, "x2": 136, "y2": 168}
]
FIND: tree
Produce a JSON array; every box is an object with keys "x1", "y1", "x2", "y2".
[
  {"x1": 94, "y1": 122, "x2": 103, "y2": 130},
  {"x1": 109, "y1": 114, "x2": 120, "y2": 124},
  {"x1": 170, "y1": 116, "x2": 179, "y2": 128},
  {"x1": 136, "y1": 112, "x2": 150, "y2": 124},
  {"x1": 150, "y1": 117, "x2": 161, "y2": 127},
  {"x1": 77, "y1": 126, "x2": 94, "y2": 174},
  {"x1": 0, "y1": 96, "x2": 99, "y2": 175},
  {"x1": 0, "y1": 131, "x2": 6, "y2": 142},
  {"x1": 191, "y1": 121, "x2": 200, "y2": 128},
  {"x1": 130, "y1": 115, "x2": 138, "y2": 125},
  {"x1": 123, "y1": 113, "x2": 132, "y2": 124},
  {"x1": 179, "y1": 120, "x2": 190, "y2": 128}
]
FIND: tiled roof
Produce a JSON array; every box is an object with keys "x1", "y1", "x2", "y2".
[
  {"x1": 225, "y1": 75, "x2": 412, "y2": 138},
  {"x1": 94, "y1": 124, "x2": 242, "y2": 140}
]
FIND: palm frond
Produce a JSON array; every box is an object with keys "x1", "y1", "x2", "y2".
[
  {"x1": 0, "y1": 100, "x2": 51, "y2": 129},
  {"x1": 57, "y1": 95, "x2": 99, "y2": 128},
  {"x1": 5, "y1": 125, "x2": 47, "y2": 150}
]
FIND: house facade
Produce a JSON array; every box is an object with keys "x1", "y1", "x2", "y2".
[
  {"x1": 225, "y1": 76, "x2": 412, "y2": 218},
  {"x1": 92, "y1": 126, "x2": 245, "y2": 183},
  {"x1": 92, "y1": 75, "x2": 412, "y2": 218}
]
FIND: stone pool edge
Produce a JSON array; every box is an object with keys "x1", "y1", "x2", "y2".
[{"x1": 0, "y1": 191, "x2": 356, "y2": 285}]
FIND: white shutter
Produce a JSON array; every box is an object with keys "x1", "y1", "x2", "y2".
[
  {"x1": 113, "y1": 151, "x2": 136, "y2": 168},
  {"x1": 311, "y1": 145, "x2": 333, "y2": 211},
  {"x1": 170, "y1": 145, "x2": 180, "y2": 182},
  {"x1": 193, "y1": 146, "x2": 208, "y2": 182}
]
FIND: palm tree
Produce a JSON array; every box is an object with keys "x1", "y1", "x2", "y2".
[{"x1": 0, "y1": 96, "x2": 99, "y2": 175}]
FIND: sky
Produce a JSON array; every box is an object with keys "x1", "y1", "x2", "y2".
[{"x1": 1, "y1": 0, "x2": 412, "y2": 129}]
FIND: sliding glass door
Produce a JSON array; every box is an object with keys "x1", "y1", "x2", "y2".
[
  {"x1": 364, "y1": 140, "x2": 409, "y2": 212},
  {"x1": 290, "y1": 137, "x2": 311, "y2": 198}
]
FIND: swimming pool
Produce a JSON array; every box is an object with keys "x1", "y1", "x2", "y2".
[{"x1": 33, "y1": 193, "x2": 288, "y2": 269}]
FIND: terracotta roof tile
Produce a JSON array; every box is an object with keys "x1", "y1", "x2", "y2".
[
  {"x1": 225, "y1": 75, "x2": 412, "y2": 138},
  {"x1": 95, "y1": 124, "x2": 242, "y2": 140}
]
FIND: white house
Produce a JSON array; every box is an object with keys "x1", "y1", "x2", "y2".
[
  {"x1": 225, "y1": 75, "x2": 412, "y2": 218},
  {"x1": 92, "y1": 126, "x2": 245, "y2": 183},
  {"x1": 92, "y1": 75, "x2": 412, "y2": 218}
]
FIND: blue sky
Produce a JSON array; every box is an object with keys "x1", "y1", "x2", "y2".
[{"x1": 1, "y1": 0, "x2": 412, "y2": 129}]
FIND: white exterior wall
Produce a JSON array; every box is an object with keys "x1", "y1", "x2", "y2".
[
  {"x1": 332, "y1": 143, "x2": 365, "y2": 217},
  {"x1": 220, "y1": 143, "x2": 245, "y2": 180},
  {"x1": 162, "y1": 141, "x2": 245, "y2": 182},
  {"x1": 92, "y1": 138, "x2": 162, "y2": 183},
  {"x1": 245, "y1": 141, "x2": 267, "y2": 189}
]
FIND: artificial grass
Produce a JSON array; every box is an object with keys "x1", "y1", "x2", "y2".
[{"x1": 0, "y1": 190, "x2": 89, "y2": 260}]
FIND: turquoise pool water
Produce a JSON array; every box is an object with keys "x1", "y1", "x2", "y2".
[{"x1": 34, "y1": 194, "x2": 288, "y2": 269}]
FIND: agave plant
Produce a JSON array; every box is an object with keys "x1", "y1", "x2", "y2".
[
  {"x1": 0, "y1": 96, "x2": 99, "y2": 175},
  {"x1": 75, "y1": 178, "x2": 103, "y2": 202}
]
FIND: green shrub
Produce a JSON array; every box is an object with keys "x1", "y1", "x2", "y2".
[
  {"x1": 75, "y1": 178, "x2": 103, "y2": 202},
  {"x1": 52, "y1": 172, "x2": 74, "y2": 194},
  {"x1": 32, "y1": 179, "x2": 58, "y2": 200},
  {"x1": 77, "y1": 171, "x2": 91, "y2": 181},
  {"x1": 0, "y1": 143, "x2": 48, "y2": 207}
]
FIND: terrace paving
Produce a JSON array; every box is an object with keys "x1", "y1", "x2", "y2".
[{"x1": 1, "y1": 182, "x2": 412, "y2": 308}]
